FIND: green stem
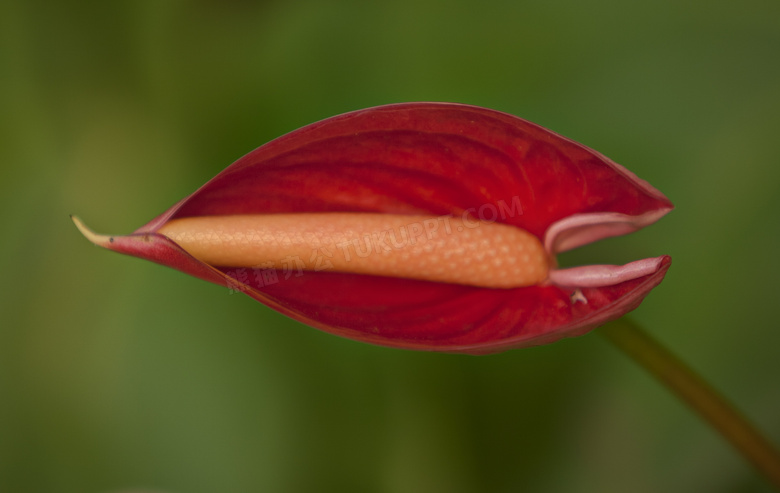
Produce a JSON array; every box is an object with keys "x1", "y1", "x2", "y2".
[{"x1": 600, "y1": 318, "x2": 780, "y2": 489}]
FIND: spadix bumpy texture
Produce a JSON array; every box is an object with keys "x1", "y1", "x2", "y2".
[
  {"x1": 157, "y1": 213, "x2": 549, "y2": 289},
  {"x1": 74, "y1": 102, "x2": 673, "y2": 355}
]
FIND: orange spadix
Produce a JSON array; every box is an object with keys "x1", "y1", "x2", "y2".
[{"x1": 157, "y1": 213, "x2": 549, "y2": 289}]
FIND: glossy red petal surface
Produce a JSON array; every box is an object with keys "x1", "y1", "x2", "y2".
[
  {"x1": 142, "y1": 103, "x2": 672, "y2": 236},
  {"x1": 104, "y1": 103, "x2": 673, "y2": 354},
  {"x1": 233, "y1": 255, "x2": 671, "y2": 354}
]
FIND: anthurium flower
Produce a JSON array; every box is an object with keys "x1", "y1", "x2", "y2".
[{"x1": 73, "y1": 102, "x2": 672, "y2": 354}]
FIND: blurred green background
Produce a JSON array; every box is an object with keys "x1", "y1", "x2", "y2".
[{"x1": 2, "y1": 0, "x2": 779, "y2": 492}]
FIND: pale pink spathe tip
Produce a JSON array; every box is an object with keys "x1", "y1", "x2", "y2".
[
  {"x1": 548, "y1": 257, "x2": 665, "y2": 288},
  {"x1": 544, "y1": 208, "x2": 673, "y2": 255}
]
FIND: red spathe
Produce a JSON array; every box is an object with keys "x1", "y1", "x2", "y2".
[{"x1": 80, "y1": 103, "x2": 673, "y2": 354}]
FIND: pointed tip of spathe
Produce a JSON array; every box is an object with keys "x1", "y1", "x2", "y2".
[{"x1": 71, "y1": 215, "x2": 116, "y2": 248}]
